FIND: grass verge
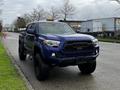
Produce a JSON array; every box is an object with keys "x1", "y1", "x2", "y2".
[
  {"x1": 0, "y1": 41, "x2": 28, "y2": 90},
  {"x1": 97, "y1": 37, "x2": 120, "y2": 43}
]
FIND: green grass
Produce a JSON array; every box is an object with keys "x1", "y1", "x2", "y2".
[
  {"x1": 0, "y1": 41, "x2": 28, "y2": 90},
  {"x1": 97, "y1": 37, "x2": 120, "y2": 43}
]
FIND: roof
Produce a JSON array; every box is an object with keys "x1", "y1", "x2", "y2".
[
  {"x1": 27, "y1": 21, "x2": 66, "y2": 26},
  {"x1": 84, "y1": 17, "x2": 120, "y2": 22},
  {"x1": 59, "y1": 20, "x2": 83, "y2": 23}
]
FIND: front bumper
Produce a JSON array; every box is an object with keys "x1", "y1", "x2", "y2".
[
  {"x1": 42, "y1": 45, "x2": 99, "y2": 66},
  {"x1": 51, "y1": 53, "x2": 99, "y2": 67}
]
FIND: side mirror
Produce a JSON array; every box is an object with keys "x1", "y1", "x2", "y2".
[
  {"x1": 76, "y1": 30, "x2": 80, "y2": 33},
  {"x1": 27, "y1": 29, "x2": 35, "y2": 34}
]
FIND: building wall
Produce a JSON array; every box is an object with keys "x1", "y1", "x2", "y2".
[
  {"x1": 67, "y1": 22, "x2": 81, "y2": 31},
  {"x1": 80, "y1": 20, "x2": 93, "y2": 32},
  {"x1": 80, "y1": 18, "x2": 115, "y2": 32},
  {"x1": 93, "y1": 20, "x2": 102, "y2": 32},
  {"x1": 98, "y1": 18, "x2": 114, "y2": 31},
  {"x1": 115, "y1": 18, "x2": 120, "y2": 31}
]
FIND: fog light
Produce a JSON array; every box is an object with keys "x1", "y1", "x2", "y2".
[
  {"x1": 96, "y1": 50, "x2": 98, "y2": 54},
  {"x1": 52, "y1": 53, "x2": 55, "y2": 57}
]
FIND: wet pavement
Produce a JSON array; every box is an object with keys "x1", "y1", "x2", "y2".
[{"x1": 3, "y1": 32, "x2": 120, "y2": 90}]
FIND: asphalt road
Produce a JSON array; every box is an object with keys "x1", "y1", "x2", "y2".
[{"x1": 3, "y1": 32, "x2": 120, "y2": 90}]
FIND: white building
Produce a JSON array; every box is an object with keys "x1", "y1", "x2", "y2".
[{"x1": 80, "y1": 17, "x2": 120, "y2": 32}]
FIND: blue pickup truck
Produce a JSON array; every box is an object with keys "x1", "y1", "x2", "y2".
[{"x1": 19, "y1": 21, "x2": 99, "y2": 81}]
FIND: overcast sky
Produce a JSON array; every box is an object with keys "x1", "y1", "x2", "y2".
[{"x1": 1, "y1": 0, "x2": 120, "y2": 25}]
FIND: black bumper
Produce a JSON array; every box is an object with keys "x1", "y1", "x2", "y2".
[
  {"x1": 52, "y1": 53, "x2": 99, "y2": 67},
  {"x1": 48, "y1": 46, "x2": 99, "y2": 67}
]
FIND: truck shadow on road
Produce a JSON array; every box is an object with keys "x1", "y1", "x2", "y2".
[
  {"x1": 26, "y1": 55, "x2": 96, "y2": 82},
  {"x1": 38, "y1": 67, "x2": 97, "y2": 90},
  {"x1": 24, "y1": 56, "x2": 98, "y2": 90},
  {"x1": 49, "y1": 67, "x2": 95, "y2": 81}
]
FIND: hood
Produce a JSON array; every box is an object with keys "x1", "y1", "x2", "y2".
[{"x1": 39, "y1": 34, "x2": 95, "y2": 41}]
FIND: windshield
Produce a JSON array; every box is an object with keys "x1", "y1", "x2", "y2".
[{"x1": 38, "y1": 22, "x2": 76, "y2": 35}]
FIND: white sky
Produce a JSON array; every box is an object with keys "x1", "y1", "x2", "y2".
[{"x1": 1, "y1": 0, "x2": 120, "y2": 25}]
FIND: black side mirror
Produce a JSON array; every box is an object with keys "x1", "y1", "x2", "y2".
[
  {"x1": 76, "y1": 30, "x2": 80, "y2": 33},
  {"x1": 27, "y1": 29, "x2": 35, "y2": 34}
]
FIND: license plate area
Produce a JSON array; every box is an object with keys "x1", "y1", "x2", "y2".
[{"x1": 76, "y1": 59, "x2": 87, "y2": 64}]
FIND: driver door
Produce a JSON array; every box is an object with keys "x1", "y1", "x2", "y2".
[{"x1": 25, "y1": 23, "x2": 36, "y2": 53}]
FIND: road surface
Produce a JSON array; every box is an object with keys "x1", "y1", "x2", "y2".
[{"x1": 2, "y1": 32, "x2": 120, "y2": 90}]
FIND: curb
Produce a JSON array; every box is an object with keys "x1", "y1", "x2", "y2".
[{"x1": 2, "y1": 40, "x2": 34, "y2": 90}]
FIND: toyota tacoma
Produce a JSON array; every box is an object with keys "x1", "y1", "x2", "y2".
[{"x1": 19, "y1": 21, "x2": 99, "y2": 81}]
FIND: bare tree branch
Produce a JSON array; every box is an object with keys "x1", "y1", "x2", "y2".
[
  {"x1": 22, "y1": 13, "x2": 32, "y2": 24},
  {"x1": 30, "y1": 5, "x2": 46, "y2": 21},
  {"x1": 13, "y1": 17, "x2": 26, "y2": 31},
  {"x1": 61, "y1": 0, "x2": 75, "y2": 21},
  {"x1": 47, "y1": 6, "x2": 61, "y2": 20}
]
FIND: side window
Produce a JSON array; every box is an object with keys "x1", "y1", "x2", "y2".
[
  {"x1": 31, "y1": 23, "x2": 36, "y2": 29},
  {"x1": 26, "y1": 23, "x2": 36, "y2": 32},
  {"x1": 26, "y1": 24, "x2": 31, "y2": 31}
]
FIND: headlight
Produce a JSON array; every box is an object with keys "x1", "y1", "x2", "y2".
[
  {"x1": 92, "y1": 39, "x2": 98, "y2": 45},
  {"x1": 43, "y1": 40, "x2": 60, "y2": 47}
]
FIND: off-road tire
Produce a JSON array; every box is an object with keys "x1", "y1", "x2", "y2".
[
  {"x1": 34, "y1": 53, "x2": 49, "y2": 81},
  {"x1": 78, "y1": 61, "x2": 96, "y2": 74},
  {"x1": 19, "y1": 43, "x2": 26, "y2": 61}
]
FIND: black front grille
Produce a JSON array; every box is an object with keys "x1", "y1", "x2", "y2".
[
  {"x1": 63, "y1": 40, "x2": 94, "y2": 53},
  {"x1": 66, "y1": 40, "x2": 92, "y2": 44}
]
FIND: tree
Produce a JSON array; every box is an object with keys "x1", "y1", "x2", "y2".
[
  {"x1": 14, "y1": 17, "x2": 26, "y2": 31},
  {"x1": 0, "y1": 0, "x2": 3, "y2": 35},
  {"x1": 0, "y1": 22, "x2": 2, "y2": 32},
  {"x1": 47, "y1": 6, "x2": 60, "y2": 21},
  {"x1": 30, "y1": 6, "x2": 46, "y2": 21},
  {"x1": 14, "y1": 5, "x2": 46, "y2": 26},
  {"x1": 17, "y1": 17, "x2": 26, "y2": 28},
  {"x1": 60, "y1": 0, "x2": 75, "y2": 21},
  {"x1": 0, "y1": 0, "x2": 3, "y2": 32},
  {"x1": 22, "y1": 13, "x2": 32, "y2": 24}
]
